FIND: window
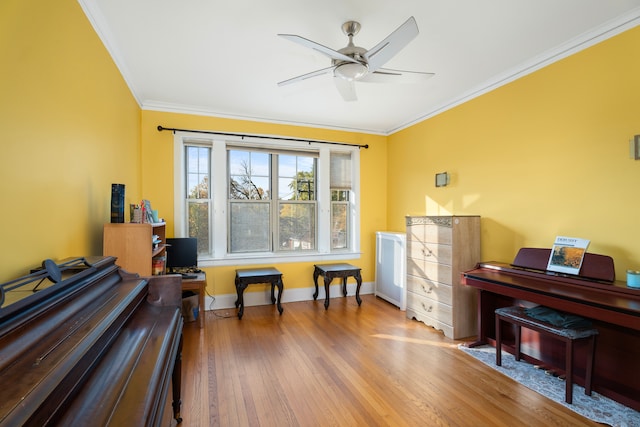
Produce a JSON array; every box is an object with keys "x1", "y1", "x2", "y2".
[
  {"x1": 330, "y1": 152, "x2": 351, "y2": 250},
  {"x1": 173, "y1": 132, "x2": 360, "y2": 266},
  {"x1": 276, "y1": 153, "x2": 316, "y2": 252},
  {"x1": 228, "y1": 149, "x2": 272, "y2": 253},
  {"x1": 185, "y1": 146, "x2": 211, "y2": 254}
]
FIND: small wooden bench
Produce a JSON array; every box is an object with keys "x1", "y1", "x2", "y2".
[
  {"x1": 234, "y1": 267, "x2": 284, "y2": 319},
  {"x1": 312, "y1": 263, "x2": 362, "y2": 309},
  {"x1": 495, "y1": 306, "x2": 598, "y2": 404}
]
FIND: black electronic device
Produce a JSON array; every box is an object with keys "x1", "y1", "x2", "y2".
[
  {"x1": 165, "y1": 238, "x2": 198, "y2": 274},
  {"x1": 110, "y1": 183, "x2": 125, "y2": 223}
]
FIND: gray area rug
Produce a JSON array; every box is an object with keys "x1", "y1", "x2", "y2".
[{"x1": 459, "y1": 344, "x2": 639, "y2": 427}]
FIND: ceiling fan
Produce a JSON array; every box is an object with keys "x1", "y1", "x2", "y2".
[{"x1": 277, "y1": 16, "x2": 434, "y2": 101}]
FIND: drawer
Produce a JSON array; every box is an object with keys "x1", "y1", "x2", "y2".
[
  {"x1": 407, "y1": 241, "x2": 452, "y2": 264},
  {"x1": 424, "y1": 225, "x2": 452, "y2": 245},
  {"x1": 406, "y1": 259, "x2": 452, "y2": 285},
  {"x1": 406, "y1": 274, "x2": 452, "y2": 305},
  {"x1": 406, "y1": 291, "x2": 452, "y2": 325},
  {"x1": 407, "y1": 224, "x2": 452, "y2": 245}
]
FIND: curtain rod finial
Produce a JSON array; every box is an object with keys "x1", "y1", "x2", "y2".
[{"x1": 157, "y1": 125, "x2": 163, "y2": 132}]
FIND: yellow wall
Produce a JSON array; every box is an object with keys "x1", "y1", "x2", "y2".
[
  {"x1": 0, "y1": 0, "x2": 140, "y2": 282},
  {"x1": 140, "y1": 110, "x2": 387, "y2": 295},
  {"x1": 3, "y1": 0, "x2": 638, "y2": 294},
  {"x1": 388, "y1": 26, "x2": 640, "y2": 280}
]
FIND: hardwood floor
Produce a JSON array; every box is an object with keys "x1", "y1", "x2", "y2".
[{"x1": 180, "y1": 295, "x2": 599, "y2": 426}]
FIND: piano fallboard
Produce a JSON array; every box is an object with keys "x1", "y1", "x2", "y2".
[{"x1": 0, "y1": 256, "x2": 183, "y2": 426}]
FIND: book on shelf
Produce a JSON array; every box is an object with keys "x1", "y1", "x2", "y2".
[{"x1": 152, "y1": 256, "x2": 165, "y2": 275}]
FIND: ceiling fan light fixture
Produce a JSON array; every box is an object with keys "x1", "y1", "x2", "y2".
[{"x1": 334, "y1": 62, "x2": 368, "y2": 81}]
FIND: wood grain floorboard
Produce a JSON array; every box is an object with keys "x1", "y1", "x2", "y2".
[{"x1": 180, "y1": 295, "x2": 600, "y2": 426}]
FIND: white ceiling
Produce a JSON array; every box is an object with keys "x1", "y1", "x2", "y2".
[{"x1": 79, "y1": 0, "x2": 640, "y2": 135}]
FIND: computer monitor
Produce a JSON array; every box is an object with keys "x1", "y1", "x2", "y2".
[{"x1": 165, "y1": 238, "x2": 198, "y2": 273}]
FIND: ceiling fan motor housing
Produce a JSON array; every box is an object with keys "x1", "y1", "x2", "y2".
[
  {"x1": 334, "y1": 62, "x2": 368, "y2": 81},
  {"x1": 334, "y1": 40, "x2": 368, "y2": 81}
]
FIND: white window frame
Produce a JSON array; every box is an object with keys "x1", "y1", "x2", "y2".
[{"x1": 173, "y1": 131, "x2": 361, "y2": 267}]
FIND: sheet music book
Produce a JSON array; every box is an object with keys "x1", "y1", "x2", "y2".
[{"x1": 547, "y1": 236, "x2": 590, "y2": 275}]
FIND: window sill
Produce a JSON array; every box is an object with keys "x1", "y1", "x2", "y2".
[{"x1": 197, "y1": 251, "x2": 362, "y2": 267}]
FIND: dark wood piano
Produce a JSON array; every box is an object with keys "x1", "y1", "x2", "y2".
[
  {"x1": 463, "y1": 248, "x2": 640, "y2": 411},
  {"x1": 0, "y1": 256, "x2": 183, "y2": 426}
]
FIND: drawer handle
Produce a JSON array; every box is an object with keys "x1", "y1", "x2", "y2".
[
  {"x1": 420, "y1": 284, "x2": 433, "y2": 294},
  {"x1": 421, "y1": 302, "x2": 433, "y2": 312}
]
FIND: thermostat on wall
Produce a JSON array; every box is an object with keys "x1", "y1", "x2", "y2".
[{"x1": 435, "y1": 172, "x2": 449, "y2": 187}]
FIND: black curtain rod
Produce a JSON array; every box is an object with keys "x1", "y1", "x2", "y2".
[{"x1": 157, "y1": 125, "x2": 369, "y2": 149}]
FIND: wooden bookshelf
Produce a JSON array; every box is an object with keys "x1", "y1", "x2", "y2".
[{"x1": 103, "y1": 222, "x2": 166, "y2": 276}]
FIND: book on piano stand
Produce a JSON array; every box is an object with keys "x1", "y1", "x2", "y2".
[{"x1": 547, "y1": 236, "x2": 590, "y2": 276}]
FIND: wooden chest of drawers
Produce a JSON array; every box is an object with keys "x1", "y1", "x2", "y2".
[{"x1": 405, "y1": 216, "x2": 480, "y2": 339}]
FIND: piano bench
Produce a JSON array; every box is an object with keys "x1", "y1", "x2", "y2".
[{"x1": 495, "y1": 306, "x2": 598, "y2": 404}]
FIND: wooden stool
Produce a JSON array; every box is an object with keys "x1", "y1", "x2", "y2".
[
  {"x1": 235, "y1": 267, "x2": 284, "y2": 319},
  {"x1": 312, "y1": 263, "x2": 362, "y2": 309},
  {"x1": 495, "y1": 306, "x2": 598, "y2": 404}
]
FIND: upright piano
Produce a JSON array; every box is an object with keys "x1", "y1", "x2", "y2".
[
  {"x1": 0, "y1": 256, "x2": 183, "y2": 426},
  {"x1": 463, "y1": 248, "x2": 640, "y2": 411}
]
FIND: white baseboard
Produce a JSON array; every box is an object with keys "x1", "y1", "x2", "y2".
[{"x1": 202, "y1": 281, "x2": 374, "y2": 311}]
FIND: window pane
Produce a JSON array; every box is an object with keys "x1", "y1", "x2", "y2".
[
  {"x1": 278, "y1": 154, "x2": 316, "y2": 201},
  {"x1": 278, "y1": 178, "x2": 295, "y2": 200},
  {"x1": 230, "y1": 202, "x2": 270, "y2": 252},
  {"x1": 187, "y1": 200, "x2": 210, "y2": 254},
  {"x1": 228, "y1": 150, "x2": 270, "y2": 176},
  {"x1": 331, "y1": 189, "x2": 349, "y2": 202},
  {"x1": 228, "y1": 150, "x2": 270, "y2": 200},
  {"x1": 251, "y1": 152, "x2": 270, "y2": 175},
  {"x1": 228, "y1": 150, "x2": 249, "y2": 175},
  {"x1": 185, "y1": 146, "x2": 211, "y2": 255},
  {"x1": 297, "y1": 156, "x2": 315, "y2": 173},
  {"x1": 330, "y1": 152, "x2": 351, "y2": 189},
  {"x1": 331, "y1": 202, "x2": 348, "y2": 249},
  {"x1": 294, "y1": 176, "x2": 315, "y2": 200},
  {"x1": 279, "y1": 202, "x2": 315, "y2": 251},
  {"x1": 279, "y1": 155, "x2": 296, "y2": 177},
  {"x1": 186, "y1": 146, "x2": 210, "y2": 199}
]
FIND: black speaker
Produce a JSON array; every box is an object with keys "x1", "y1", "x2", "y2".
[{"x1": 111, "y1": 183, "x2": 125, "y2": 223}]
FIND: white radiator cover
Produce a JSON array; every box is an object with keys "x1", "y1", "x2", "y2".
[{"x1": 375, "y1": 232, "x2": 407, "y2": 310}]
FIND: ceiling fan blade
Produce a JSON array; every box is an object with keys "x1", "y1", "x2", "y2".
[
  {"x1": 334, "y1": 77, "x2": 357, "y2": 102},
  {"x1": 364, "y1": 16, "x2": 419, "y2": 73},
  {"x1": 360, "y1": 68, "x2": 435, "y2": 84},
  {"x1": 278, "y1": 34, "x2": 359, "y2": 64},
  {"x1": 277, "y1": 66, "x2": 335, "y2": 86}
]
